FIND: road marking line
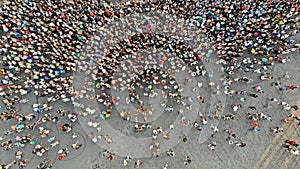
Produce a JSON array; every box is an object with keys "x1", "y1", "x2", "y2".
[
  {"x1": 261, "y1": 121, "x2": 297, "y2": 169},
  {"x1": 258, "y1": 100, "x2": 300, "y2": 169},
  {"x1": 253, "y1": 122, "x2": 290, "y2": 169}
]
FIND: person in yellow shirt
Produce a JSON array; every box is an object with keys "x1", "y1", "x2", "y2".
[{"x1": 71, "y1": 141, "x2": 82, "y2": 150}]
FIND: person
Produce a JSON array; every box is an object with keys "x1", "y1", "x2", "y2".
[
  {"x1": 183, "y1": 155, "x2": 192, "y2": 165},
  {"x1": 166, "y1": 149, "x2": 175, "y2": 157},
  {"x1": 287, "y1": 85, "x2": 298, "y2": 90},
  {"x1": 134, "y1": 160, "x2": 144, "y2": 168},
  {"x1": 0, "y1": 0, "x2": 299, "y2": 168},
  {"x1": 182, "y1": 136, "x2": 188, "y2": 142},
  {"x1": 236, "y1": 142, "x2": 246, "y2": 147},
  {"x1": 47, "y1": 137, "x2": 55, "y2": 143},
  {"x1": 18, "y1": 160, "x2": 27, "y2": 168},
  {"x1": 107, "y1": 154, "x2": 113, "y2": 161},
  {"x1": 208, "y1": 142, "x2": 217, "y2": 150},
  {"x1": 67, "y1": 113, "x2": 78, "y2": 123},
  {"x1": 71, "y1": 133, "x2": 78, "y2": 139},
  {"x1": 270, "y1": 127, "x2": 284, "y2": 133},
  {"x1": 123, "y1": 156, "x2": 131, "y2": 166},
  {"x1": 58, "y1": 149, "x2": 69, "y2": 160},
  {"x1": 71, "y1": 141, "x2": 82, "y2": 150},
  {"x1": 59, "y1": 124, "x2": 72, "y2": 133}
]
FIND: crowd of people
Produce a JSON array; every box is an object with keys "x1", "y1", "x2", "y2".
[
  {"x1": 0, "y1": 0, "x2": 299, "y2": 168},
  {"x1": 0, "y1": 105, "x2": 82, "y2": 168}
]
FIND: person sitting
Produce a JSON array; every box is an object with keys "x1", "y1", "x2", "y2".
[
  {"x1": 235, "y1": 142, "x2": 246, "y2": 147},
  {"x1": 166, "y1": 149, "x2": 175, "y2": 157},
  {"x1": 134, "y1": 124, "x2": 145, "y2": 132},
  {"x1": 270, "y1": 127, "x2": 284, "y2": 133}
]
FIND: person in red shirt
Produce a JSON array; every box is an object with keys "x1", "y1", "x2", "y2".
[
  {"x1": 107, "y1": 154, "x2": 113, "y2": 160},
  {"x1": 287, "y1": 86, "x2": 298, "y2": 90},
  {"x1": 58, "y1": 155, "x2": 64, "y2": 160},
  {"x1": 289, "y1": 140, "x2": 295, "y2": 145}
]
